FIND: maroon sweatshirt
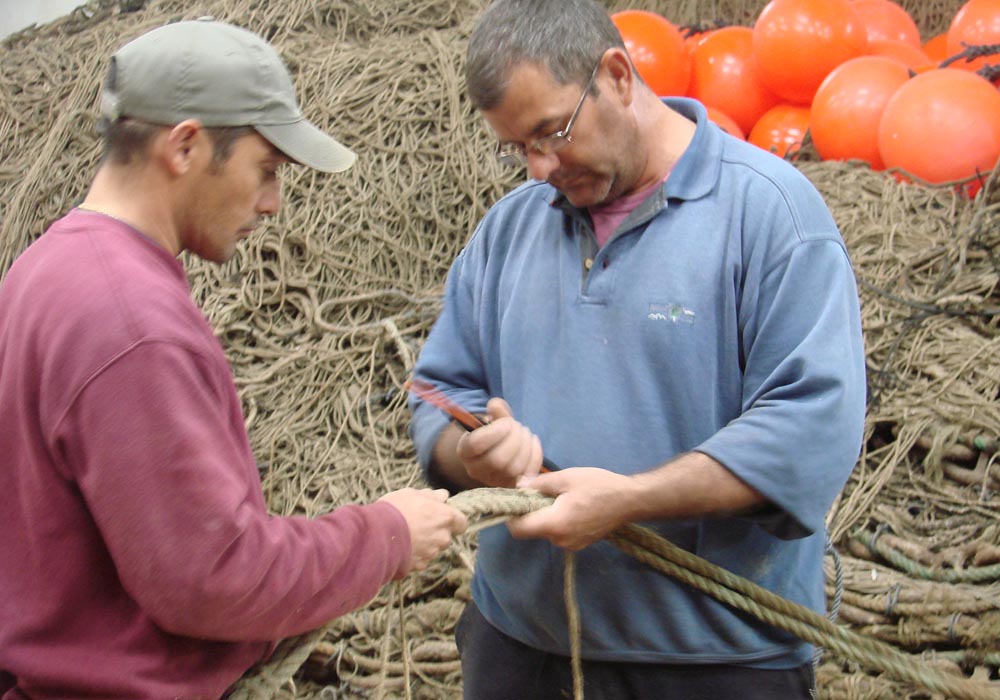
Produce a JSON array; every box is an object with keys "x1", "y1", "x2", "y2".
[{"x1": 0, "y1": 210, "x2": 410, "y2": 699}]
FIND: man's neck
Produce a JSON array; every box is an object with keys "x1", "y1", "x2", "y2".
[
  {"x1": 82, "y1": 165, "x2": 181, "y2": 256},
  {"x1": 616, "y1": 96, "x2": 692, "y2": 200}
]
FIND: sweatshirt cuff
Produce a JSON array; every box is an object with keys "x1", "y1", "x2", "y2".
[{"x1": 366, "y1": 500, "x2": 413, "y2": 579}]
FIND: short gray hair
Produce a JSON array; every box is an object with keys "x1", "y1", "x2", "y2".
[{"x1": 465, "y1": 0, "x2": 626, "y2": 111}]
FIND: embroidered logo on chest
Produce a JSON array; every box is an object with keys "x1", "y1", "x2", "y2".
[{"x1": 648, "y1": 302, "x2": 695, "y2": 324}]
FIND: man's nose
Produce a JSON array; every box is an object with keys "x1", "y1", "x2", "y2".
[
  {"x1": 258, "y1": 180, "x2": 281, "y2": 216},
  {"x1": 526, "y1": 150, "x2": 560, "y2": 182}
]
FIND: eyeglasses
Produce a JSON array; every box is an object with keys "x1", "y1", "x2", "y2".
[{"x1": 494, "y1": 61, "x2": 601, "y2": 167}]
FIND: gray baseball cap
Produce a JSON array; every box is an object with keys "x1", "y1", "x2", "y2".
[{"x1": 100, "y1": 18, "x2": 356, "y2": 173}]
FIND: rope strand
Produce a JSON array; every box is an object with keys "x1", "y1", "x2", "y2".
[{"x1": 228, "y1": 488, "x2": 999, "y2": 700}]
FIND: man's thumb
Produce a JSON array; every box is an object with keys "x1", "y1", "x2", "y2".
[{"x1": 485, "y1": 396, "x2": 513, "y2": 420}]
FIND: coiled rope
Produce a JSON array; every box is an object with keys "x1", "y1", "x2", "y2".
[
  {"x1": 228, "y1": 488, "x2": 998, "y2": 700},
  {"x1": 855, "y1": 527, "x2": 1000, "y2": 584}
]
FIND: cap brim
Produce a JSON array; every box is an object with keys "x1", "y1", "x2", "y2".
[{"x1": 255, "y1": 119, "x2": 356, "y2": 173}]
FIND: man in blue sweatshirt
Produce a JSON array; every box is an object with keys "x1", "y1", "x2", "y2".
[{"x1": 408, "y1": 1, "x2": 866, "y2": 698}]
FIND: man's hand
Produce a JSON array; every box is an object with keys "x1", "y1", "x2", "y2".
[
  {"x1": 455, "y1": 397, "x2": 543, "y2": 487},
  {"x1": 378, "y1": 488, "x2": 468, "y2": 574},
  {"x1": 508, "y1": 453, "x2": 770, "y2": 551},
  {"x1": 506, "y1": 468, "x2": 638, "y2": 551}
]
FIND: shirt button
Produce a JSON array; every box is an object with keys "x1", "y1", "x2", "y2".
[{"x1": 584, "y1": 258, "x2": 594, "y2": 270}]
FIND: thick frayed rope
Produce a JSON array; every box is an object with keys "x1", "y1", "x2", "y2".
[{"x1": 230, "y1": 488, "x2": 999, "y2": 700}]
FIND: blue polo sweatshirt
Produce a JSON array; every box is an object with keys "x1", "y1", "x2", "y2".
[{"x1": 410, "y1": 98, "x2": 866, "y2": 667}]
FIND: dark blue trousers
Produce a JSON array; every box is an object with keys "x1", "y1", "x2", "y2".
[{"x1": 456, "y1": 601, "x2": 815, "y2": 700}]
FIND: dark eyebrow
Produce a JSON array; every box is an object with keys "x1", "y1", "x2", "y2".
[
  {"x1": 528, "y1": 116, "x2": 564, "y2": 138},
  {"x1": 500, "y1": 115, "x2": 564, "y2": 146}
]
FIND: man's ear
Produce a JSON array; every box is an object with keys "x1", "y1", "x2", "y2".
[
  {"x1": 602, "y1": 48, "x2": 636, "y2": 106},
  {"x1": 161, "y1": 119, "x2": 206, "y2": 176}
]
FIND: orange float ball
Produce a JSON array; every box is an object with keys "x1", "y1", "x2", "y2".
[
  {"x1": 705, "y1": 105, "x2": 747, "y2": 140},
  {"x1": 810, "y1": 55, "x2": 911, "y2": 169},
  {"x1": 851, "y1": 0, "x2": 922, "y2": 48},
  {"x1": 922, "y1": 32, "x2": 950, "y2": 63},
  {"x1": 611, "y1": 10, "x2": 691, "y2": 97},
  {"x1": 752, "y1": 0, "x2": 869, "y2": 104},
  {"x1": 684, "y1": 28, "x2": 714, "y2": 56},
  {"x1": 749, "y1": 104, "x2": 811, "y2": 158},
  {"x1": 878, "y1": 68, "x2": 1000, "y2": 187},
  {"x1": 867, "y1": 38, "x2": 934, "y2": 69},
  {"x1": 689, "y1": 26, "x2": 782, "y2": 135},
  {"x1": 946, "y1": 0, "x2": 1000, "y2": 74}
]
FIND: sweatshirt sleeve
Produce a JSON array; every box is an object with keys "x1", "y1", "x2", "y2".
[
  {"x1": 55, "y1": 339, "x2": 411, "y2": 641},
  {"x1": 408, "y1": 244, "x2": 493, "y2": 481}
]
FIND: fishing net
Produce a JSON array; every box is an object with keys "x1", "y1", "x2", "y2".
[{"x1": 1, "y1": 0, "x2": 997, "y2": 698}]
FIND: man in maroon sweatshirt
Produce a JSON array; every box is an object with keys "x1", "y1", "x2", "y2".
[{"x1": 0, "y1": 18, "x2": 467, "y2": 700}]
